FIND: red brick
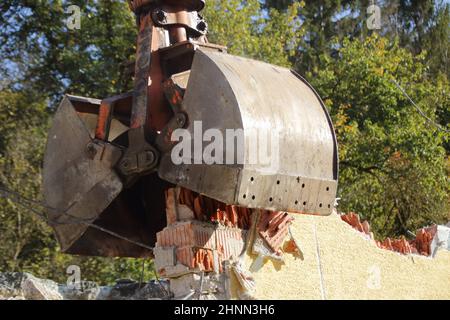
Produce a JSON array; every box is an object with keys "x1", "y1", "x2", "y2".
[
  {"x1": 165, "y1": 189, "x2": 178, "y2": 225},
  {"x1": 257, "y1": 210, "x2": 294, "y2": 253}
]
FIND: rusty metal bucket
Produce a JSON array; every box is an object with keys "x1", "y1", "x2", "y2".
[
  {"x1": 159, "y1": 50, "x2": 338, "y2": 215},
  {"x1": 43, "y1": 50, "x2": 338, "y2": 257}
]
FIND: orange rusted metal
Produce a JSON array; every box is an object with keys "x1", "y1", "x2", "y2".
[
  {"x1": 128, "y1": 0, "x2": 205, "y2": 13},
  {"x1": 162, "y1": 78, "x2": 185, "y2": 110},
  {"x1": 95, "y1": 101, "x2": 112, "y2": 140},
  {"x1": 146, "y1": 25, "x2": 173, "y2": 132},
  {"x1": 44, "y1": 0, "x2": 339, "y2": 260}
]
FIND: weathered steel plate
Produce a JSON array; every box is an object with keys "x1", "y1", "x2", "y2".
[
  {"x1": 158, "y1": 50, "x2": 338, "y2": 215},
  {"x1": 43, "y1": 96, "x2": 124, "y2": 252}
]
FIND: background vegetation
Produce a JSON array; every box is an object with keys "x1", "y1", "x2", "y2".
[{"x1": 0, "y1": 0, "x2": 448, "y2": 284}]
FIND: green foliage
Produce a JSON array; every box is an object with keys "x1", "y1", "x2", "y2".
[
  {"x1": 310, "y1": 36, "x2": 449, "y2": 237},
  {"x1": 0, "y1": 0, "x2": 136, "y2": 101},
  {"x1": 264, "y1": 0, "x2": 450, "y2": 79},
  {"x1": 0, "y1": 0, "x2": 156, "y2": 285},
  {"x1": 0, "y1": 91, "x2": 50, "y2": 274},
  {"x1": 204, "y1": 0, "x2": 304, "y2": 67}
]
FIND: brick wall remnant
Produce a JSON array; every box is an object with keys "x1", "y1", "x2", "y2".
[
  {"x1": 340, "y1": 212, "x2": 450, "y2": 257},
  {"x1": 177, "y1": 187, "x2": 253, "y2": 229},
  {"x1": 155, "y1": 188, "x2": 248, "y2": 277}
]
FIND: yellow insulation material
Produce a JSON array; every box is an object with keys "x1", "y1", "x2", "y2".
[{"x1": 238, "y1": 212, "x2": 450, "y2": 300}]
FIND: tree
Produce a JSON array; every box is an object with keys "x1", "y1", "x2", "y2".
[
  {"x1": 263, "y1": 0, "x2": 450, "y2": 79},
  {"x1": 0, "y1": 0, "x2": 136, "y2": 103},
  {"x1": 0, "y1": 90, "x2": 51, "y2": 274},
  {"x1": 204, "y1": 0, "x2": 303, "y2": 67},
  {"x1": 264, "y1": 0, "x2": 367, "y2": 74},
  {"x1": 0, "y1": 0, "x2": 448, "y2": 282},
  {"x1": 423, "y1": 2, "x2": 450, "y2": 78},
  {"x1": 0, "y1": 89, "x2": 157, "y2": 283},
  {"x1": 311, "y1": 35, "x2": 449, "y2": 238}
]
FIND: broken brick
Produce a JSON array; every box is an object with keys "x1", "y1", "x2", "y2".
[
  {"x1": 257, "y1": 210, "x2": 294, "y2": 253},
  {"x1": 176, "y1": 187, "x2": 253, "y2": 229},
  {"x1": 156, "y1": 220, "x2": 245, "y2": 275}
]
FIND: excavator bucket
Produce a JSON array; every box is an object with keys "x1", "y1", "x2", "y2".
[
  {"x1": 43, "y1": 96, "x2": 168, "y2": 257},
  {"x1": 158, "y1": 50, "x2": 338, "y2": 215}
]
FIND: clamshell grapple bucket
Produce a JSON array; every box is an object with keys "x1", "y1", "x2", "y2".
[{"x1": 43, "y1": 0, "x2": 338, "y2": 257}]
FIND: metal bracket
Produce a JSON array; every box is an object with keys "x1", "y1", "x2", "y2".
[
  {"x1": 155, "y1": 74, "x2": 190, "y2": 152},
  {"x1": 151, "y1": 9, "x2": 207, "y2": 36},
  {"x1": 117, "y1": 126, "x2": 160, "y2": 185},
  {"x1": 155, "y1": 112, "x2": 187, "y2": 153},
  {"x1": 128, "y1": 0, "x2": 205, "y2": 13}
]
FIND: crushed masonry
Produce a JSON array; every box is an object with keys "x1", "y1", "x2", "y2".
[
  {"x1": 156, "y1": 188, "x2": 294, "y2": 276},
  {"x1": 154, "y1": 188, "x2": 249, "y2": 278},
  {"x1": 155, "y1": 187, "x2": 250, "y2": 299},
  {"x1": 340, "y1": 212, "x2": 450, "y2": 257},
  {"x1": 244, "y1": 213, "x2": 450, "y2": 299},
  {"x1": 156, "y1": 220, "x2": 247, "y2": 274},
  {"x1": 340, "y1": 212, "x2": 374, "y2": 240},
  {"x1": 155, "y1": 187, "x2": 296, "y2": 299},
  {"x1": 176, "y1": 188, "x2": 253, "y2": 229},
  {"x1": 283, "y1": 228, "x2": 303, "y2": 259},
  {"x1": 257, "y1": 210, "x2": 294, "y2": 255},
  {"x1": 284, "y1": 239, "x2": 301, "y2": 255},
  {"x1": 252, "y1": 235, "x2": 284, "y2": 262},
  {"x1": 168, "y1": 273, "x2": 228, "y2": 299},
  {"x1": 230, "y1": 262, "x2": 256, "y2": 300},
  {"x1": 157, "y1": 189, "x2": 450, "y2": 300}
]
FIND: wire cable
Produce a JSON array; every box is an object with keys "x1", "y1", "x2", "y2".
[
  {"x1": 391, "y1": 79, "x2": 449, "y2": 133},
  {"x1": 0, "y1": 185, "x2": 154, "y2": 252}
]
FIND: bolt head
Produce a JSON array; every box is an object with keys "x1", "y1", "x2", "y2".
[
  {"x1": 197, "y1": 21, "x2": 207, "y2": 32},
  {"x1": 145, "y1": 150, "x2": 156, "y2": 164},
  {"x1": 121, "y1": 159, "x2": 129, "y2": 169},
  {"x1": 86, "y1": 142, "x2": 98, "y2": 158},
  {"x1": 156, "y1": 10, "x2": 167, "y2": 22},
  {"x1": 176, "y1": 113, "x2": 186, "y2": 127}
]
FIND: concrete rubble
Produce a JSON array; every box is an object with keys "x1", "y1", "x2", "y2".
[
  {"x1": 0, "y1": 188, "x2": 297, "y2": 301},
  {"x1": 0, "y1": 273, "x2": 169, "y2": 300},
  {"x1": 154, "y1": 188, "x2": 249, "y2": 299},
  {"x1": 243, "y1": 212, "x2": 450, "y2": 299}
]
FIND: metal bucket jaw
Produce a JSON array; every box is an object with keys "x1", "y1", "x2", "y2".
[
  {"x1": 159, "y1": 50, "x2": 339, "y2": 215},
  {"x1": 43, "y1": 96, "x2": 167, "y2": 257},
  {"x1": 43, "y1": 96, "x2": 123, "y2": 251}
]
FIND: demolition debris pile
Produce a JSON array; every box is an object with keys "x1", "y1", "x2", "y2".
[
  {"x1": 1, "y1": 187, "x2": 449, "y2": 300},
  {"x1": 152, "y1": 187, "x2": 450, "y2": 300},
  {"x1": 0, "y1": 195, "x2": 450, "y2": 300},
  {"x1": 340, "y1": 212, "x2": 450, "y2": 257},
  {"x1": 0, "y1": 273, "x2": 169, "y2": 300}
]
